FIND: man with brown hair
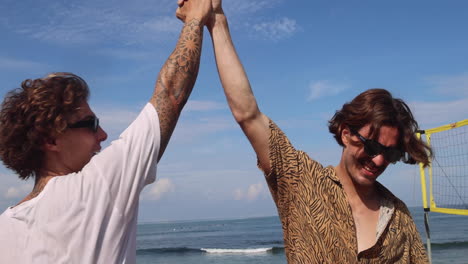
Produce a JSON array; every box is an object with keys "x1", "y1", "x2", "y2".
[
  {"x1": 207, "y1": 0, "x2": 431, "y2": 263},
  {"x1": 0, "y1": 0, "x2": 211, "y2": 263}
]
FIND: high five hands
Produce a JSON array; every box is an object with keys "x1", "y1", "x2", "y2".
[
  {"x1": 176, "y1": 0, "x2": 225, "y2": 28},
  {"x1": 176, "y1": 0, "x2": 212, "y2": 24}
]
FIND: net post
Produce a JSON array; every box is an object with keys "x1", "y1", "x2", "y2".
[
  {"x1": 423, "y1": 209, "x2": 432, "y2": 264},
  {"x1": 416, "y1": 131, "x2": 429, "y2": 209}
]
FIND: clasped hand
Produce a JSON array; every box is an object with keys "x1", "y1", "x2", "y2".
[{"x1": 176, "y1": 0, "x2": 224, "y2": 27}]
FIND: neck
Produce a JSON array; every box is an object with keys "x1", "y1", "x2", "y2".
[
  {"x1": 32, "y1": 174, "x2": 54, "y2": 195},
  {"x1": 335, "y1": 164, "x2": 379, "y2": 205},
  {"x1": 15, "y1": 170, "x2": 61, "y2": 206}
]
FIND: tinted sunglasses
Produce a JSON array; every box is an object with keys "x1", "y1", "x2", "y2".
[
  {"x1": 349, "y1": 128, "x2": 403, "y2": 163},
  {"x1": 68, "y1": 116, "x2": 99, "y2": 133}
]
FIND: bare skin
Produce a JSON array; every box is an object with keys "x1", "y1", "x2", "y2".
[
  {"x1": 207, "y1": 0, "x2": 271, "y2": 174},
  {"x1": 208, "y1": 0, "x2": 397, "y2": 253},
  {"x1": 337, "y1": 161, "x2": 380, "y2": 252},
  {"x1": 17, "y1": 176, "x2": 55, "y2": 205},
  {"x1": 151, "y1": 0, "x2": 211, "y2": 161},
  {"x1": 18, "y1": 102, "x2": 107, "y2": 205},
  {"x1": 151, "y1": 19, "x2": 204, "y2": 161},
  {"x1": 18, "y1": 0, "x2": 211, "y2": 205},
  {"x1": 336, "y1": 125, "x2": 399, "y2": 252}
]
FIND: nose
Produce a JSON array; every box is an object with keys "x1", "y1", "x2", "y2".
[
  {"x1": 97, "y1": 125, "x2": 108, "y2": 142},
  {"x1": 371, "y1": 154, "x2": 387, "y2": 167}
]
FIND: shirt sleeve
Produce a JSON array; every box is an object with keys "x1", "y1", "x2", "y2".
[
  {"x1": 258, "y1": 118, "x2": 301, "y2": 214},
  {"x1": 81, "y1": 103, "x2": 160, "y2": 217}
]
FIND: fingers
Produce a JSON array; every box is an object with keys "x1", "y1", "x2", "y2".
[
  {"x1": 175, "y1": 8, "x2": 184, "y2": 21},
  {"x1": 175, "y1": 0, "x2": 212, "y2": 24},
  {"x1": 175, "y1": 0, "x2": 187, "y2": 21},
  {"x1": 176, "y1": 0, "x2": 187, "y2": 21}
]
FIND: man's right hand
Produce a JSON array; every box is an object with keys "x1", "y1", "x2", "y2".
[
  {"x1": 211, "y1": 0, "x2": 223, "y2": 13},
  {"x1": 176, "y1": 0, "x2": 212, "y2": 25},
  {"x1": 207, "y1": 0, "x2": 224, "y2": 30}
]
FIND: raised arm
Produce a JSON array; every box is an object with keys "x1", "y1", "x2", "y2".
[
  {"x1": 207, "y1": 1, "x2": 271, "y2": 174},
  {"x1": 150, "y1": 0, "x2": 211, "y2": 161}
]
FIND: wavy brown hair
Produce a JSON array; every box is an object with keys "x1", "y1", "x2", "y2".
[
  {"x1": 0, "y1": 72, "x2": 89, "y2": 180},
  {"x1": 328, "y1": 88, "x2": 432, "y2": 166}
]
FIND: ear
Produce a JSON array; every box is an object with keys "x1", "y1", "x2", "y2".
[
  {"x1": 43, "y1": 138, "x2": 59, "y2": 152},
  {"x1": 341, "y1": 126, "x2": 351, "y2": 146}
]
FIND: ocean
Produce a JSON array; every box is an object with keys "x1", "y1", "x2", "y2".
[{"x1": 136, "y1": 207, "x2": 468, "y2": 264}]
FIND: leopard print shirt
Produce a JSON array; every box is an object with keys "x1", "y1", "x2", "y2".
[{"x1": 259, "y1": 119, "x2": 428, "y2": 264}]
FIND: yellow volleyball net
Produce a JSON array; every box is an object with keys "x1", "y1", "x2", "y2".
[{"x1": 417, "y1": 119, "x2": 468, "y2": 216}]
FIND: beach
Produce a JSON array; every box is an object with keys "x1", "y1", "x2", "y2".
[{"x1": 136, "y1": 207, "x2": 467, "y2": 264}]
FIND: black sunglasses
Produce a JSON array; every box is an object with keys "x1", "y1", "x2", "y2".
[
  {"x1": 68, "y1": 116, "x2": 99, "y2": 133},
  {"x1": 349, "y1": 128, "x2": 403, "y2": 163}
]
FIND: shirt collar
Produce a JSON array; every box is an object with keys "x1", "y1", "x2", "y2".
[
  {"x1": 324, "y1": 165, "x2": 341, "y2": 184},
  {"x1": 323, "y1": 166, "x2": 397, "y2": 203}
]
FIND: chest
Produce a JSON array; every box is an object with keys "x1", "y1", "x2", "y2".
[
  {"x1": 282, "y1": 175, "x2": 407, "y2": 263},
  {"x1": 350, "y1": 203, "x2": 380, "y2": 252}
]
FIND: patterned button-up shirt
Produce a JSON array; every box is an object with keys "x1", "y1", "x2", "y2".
[{"x1": 259, "y1": 119, "x2": 428, "y2": 263}]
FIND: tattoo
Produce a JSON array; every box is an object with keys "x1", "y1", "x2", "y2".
[
  {"x1": 151, "y1": 19, "x2": 203, "y2": 160},
  {"x1": 16, "y1": 176, "x2": 52, "y2": 206},
  {"x1": 30, "y1": 179, "x2": 48, "y2": 198}
]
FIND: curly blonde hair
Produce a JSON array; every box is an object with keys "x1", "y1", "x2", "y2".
[{"x1": 0, "y1": 73, "x2": 89, "y2": 180}]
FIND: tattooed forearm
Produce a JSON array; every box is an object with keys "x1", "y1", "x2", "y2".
[{"x1": 151, "y1": 19, "x2": 204, "y2": 160}]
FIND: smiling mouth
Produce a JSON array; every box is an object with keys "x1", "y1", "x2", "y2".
[
  {"x1": 364, "y1": 164, "x2": 378, "y2": 174},
  {"x1": 360, "y1": 159, "x2": 383, "y2": 176}
]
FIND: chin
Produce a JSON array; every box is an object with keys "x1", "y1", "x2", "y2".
[
  {"x1": 354, "y1": 177, "x2": 375, "y2": 187},
  {"x1": 353, "y1": 171, "x2": 379, "y2": 186},
  {"x1": 357, "y1": 161, "x2": 385, "y2": 182}
]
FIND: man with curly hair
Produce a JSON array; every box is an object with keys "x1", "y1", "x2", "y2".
[
  {"x1": 0, "y1": 0, "x2": 211, "y2": 263},
  {"x1": 207, "y1": 0, "x2": 432, "y2": 263}
]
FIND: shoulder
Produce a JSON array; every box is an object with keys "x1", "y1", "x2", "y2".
[
  {"x1": 376, "y1": 182, "x2": 399, "y2": 204},
  {"x1": 297, "y1": 150, "x2": 325, "y2": 172},
  {"x1": 267, "y1": 119, "x2": 293, "y2": 147},
  {"x1": 377, "y1": 182, "x2": 415, "y2": 222}
]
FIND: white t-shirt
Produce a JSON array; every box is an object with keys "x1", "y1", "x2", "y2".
[{"x1": 0, "y1": 103, "x2": 160, "y2": 264}]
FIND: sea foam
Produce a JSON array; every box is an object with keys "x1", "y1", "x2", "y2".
[{"x1": 201, "y1": 247, "x2": 272, "y2": 254}]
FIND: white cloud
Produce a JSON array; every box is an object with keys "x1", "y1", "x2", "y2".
[
  {"x1": 2, "y1": 0, "x2": 290, "y2": 46},
  {"x1": 410, "y1": 98, "x2": 468, "y2": 128},
  {"x1": 307, "y1": 80, "x2": 350, "y2": 101},
  {"x1": 140, "y1": 16, "x2": 181, "y2": 34},
  {"x1": 146, "y1": 178, "x2": 175, "y2": 200},
  {"x1": 252, "y1": 17, "x2": 298, "y2": 41},
  {"x1": 91, "y1": 102, "x2": 233, "y2": 147},
  {"x1": 234, "y1": 183, "x2": 265, "y2": 201},
  {"x1": 93, "y1": 106, "x2": 141, "y2": 139},
  {"x1": 224, "y1": 0, "x2": 283, "y2": 15},
  {"x1": 2, "y1": 1, "x2": 182, "y2": 46},
  {"x1": 233, "y1": 189, "x2": 244, "y2": 200},
  {"x1": 0, "y1": 57, "x2": 49, "y2": 72},
  {"x1": 426, "y1": 72, "x2": 468, "y2": 96},
  {"x1": 185, "y1": 100, "x2": 226, "y2": 112},
  {"x1": 4, "y1": 184, "x2": 32, "y2": 199},
  {"x1": 150, "y1": 166, "x2": 264, "y2": 201},
  {"x1": 171, "y1": 115, "x2": 237, "y2": 143},
  {"x1": 95, "y1": 49, "x2": 156, "y2": 61},
  {"x1": 246, "y1": 183, "x2": 264, "y2": 200},
  {"x1": 379, "y1": 164, "x2": 422, "y2": 207}
]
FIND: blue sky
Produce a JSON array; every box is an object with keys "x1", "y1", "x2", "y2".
[{"x1": 0, "y1": 0, "x2": 467, "y2": 222}]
